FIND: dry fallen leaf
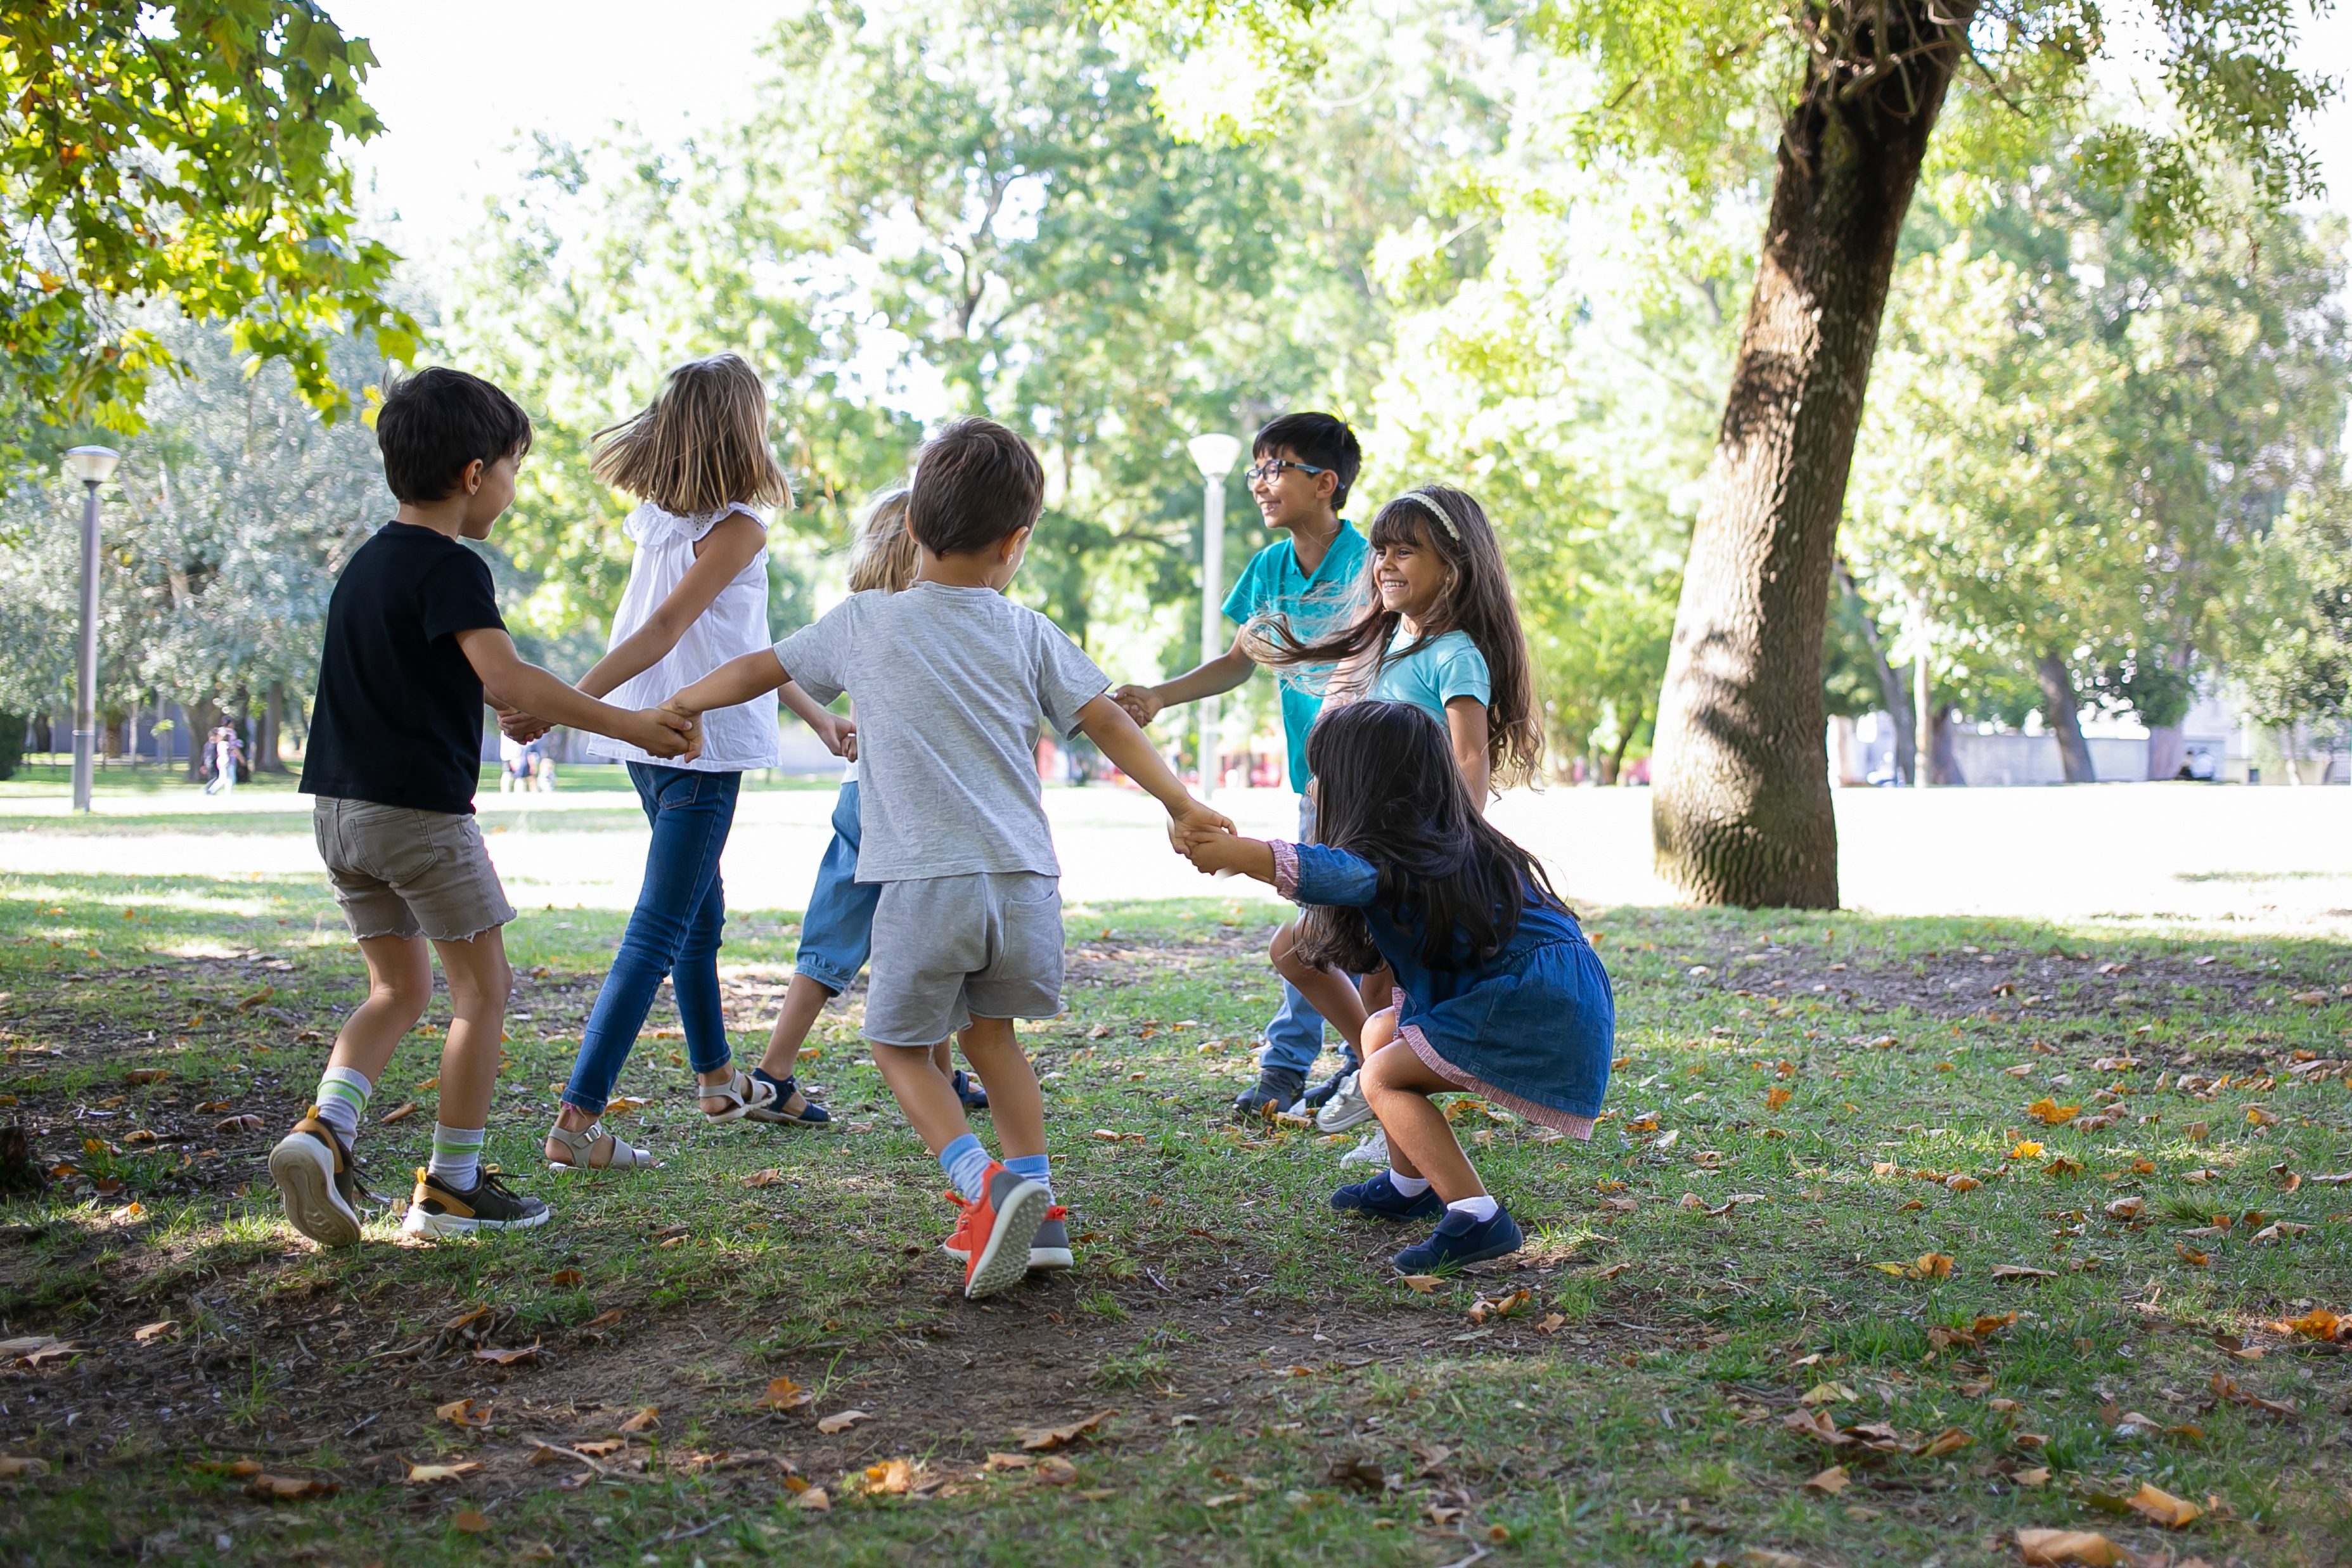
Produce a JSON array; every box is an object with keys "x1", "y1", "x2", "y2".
[
  {"x1": 2026, "y1": 1098, "x2": 2081, "y2": 1126},
  {"x1": 1765, "y1": 1086, "x2": 1792, "y2": 1110},
  {"x1": 2279, "y1": 1307, "x2": 2344, "y2": 1341},
  {"x1": 0, "y1": 1456, "x2": 49, "y2": 1479},
  {"x1": 191, "y1": 1458, "x2": 264, "y2": 1477},
  {"x1": 1535, "y1": 1313, "x2": 1567, "y2": 1334},
  {"x1": 986, "y1": 1452, "x2": 1035, "y2": 1471},
  {"x1": 378, "y1": 1101, "x2": 418, "y2": 1124},
  {"x1": 1801, "y1": 1465, "x2": 1849, "y2": 1494},
  {"x1": 548, "y1": 1268, "x2": 582, "y2": 1287},
  {"x1": 1466, "y1": 1288, "x2": 1529, "y2": 1325},
  {"x1": 2014, "y1": 1467, "x2": 2052, "y2": 1487},
  {"x1": 434, "y1": 1398, "x2": 490, "y2": 1430},
  {"x1": 2016, "y1": 1529, "x2": 2144, "y2": 1566},
  {"x1": 795, "y1": 1486, "x2": 831, "y2": 1511},
  {"x1": 133, "y1": 1320, "x2": 177, "y2": 1344},
  {"x1": 402, "y1": 1461, "x2": 484, "y2": 1484},
  {"x1": 1399, "y1": 1275, "x2": 1444, "y2": 1294},
  {"x1": 451, "y1": 1508, "x2": 491, "y2": 1534},
  {"x1": 1992, "y1": 1264, "x2": 2058, "y2": 1281},
  {"x1": 861, "y1": 1458, "x2": 917, "y2": 1495},
  {"x1": 1037, "y1": 1456, "x2": 1079, "y2": 1484},
  {"x1": 570, "y1": 1439, "x2": 625, "y2": 1458},
  {"x1": 1801, "y1": 1381, "x2": 1856, "y2": 1406},
  {"x1": 816, "y1": 1410, "x2": 870, "y2": 1435},
  {"x1": 245, "y1": 1473, "x2": 337, "y2": 1501},
  {"x1": 764, "y1": 1377, "x2": 813, "y2": 1410},
  {"x1": 1913, "y1": 1427, "x2": 1972, "y2": 1459},
  {"x1": 582, "y1": 1308, "x2": 626, "y2": 1330},
  {"x1": 742, "y1": 1168, "x2": 786, "y2": 1188},
  {"x1": 1018, "y1": 1409, "x2": 1116, "y2": 1451},
  {"x1": 473, "y1": 1344, "x2": 539, "y2": 1366},
  {"x1": 1944, "y1": 1174, "x2": 1983, "y2": 1193},
  {"x1": 2104, "y1": 1197, "x2": 2145, "y2": 1221},
  {"x1": 617, "y1": 1407, "x2": 659, "y2": 1434},
  {"x1": 2126, "y1": 1482, "x2": 2202, "y2": 1528},
  {"x1": 212, "y1": 1114, "x2": 264, "y2": 1133}
]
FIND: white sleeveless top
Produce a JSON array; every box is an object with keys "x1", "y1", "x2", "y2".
[{"x1": 586, "y1": 501, "x2": 780, "y2": 773}]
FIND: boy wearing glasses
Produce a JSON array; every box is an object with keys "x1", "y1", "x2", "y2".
[{"x1": 1114, "y1": 411, "x2": 1368, "y2": 1118}]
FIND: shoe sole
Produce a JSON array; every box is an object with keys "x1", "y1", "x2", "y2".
[
  {"x1": 745, "y1": 1107, "x2": 833, "y2": 1126},
  {"x1": 1331, "y1": 1200, "x2": 1443, "y2": 1223},
  {"x1": 941, "y1": 1243, "x2": 1074, "y2": 1271},
  {"x1": 1316, "y1": 1098, "x2": 1377, "y2": 1132},
  {"x1": 268, "y1": 1134, "x2": 362, "y2": 1248},
  {"x1": 397, "y1": 1203, "x2": 553, "y2": 1238},
  {"x1": 965, "y1": 1180, "x2": 1051, "y2": 1300},
  {"x1": 1394, "y1": 1231, "x2": 1524, "y2": 1273}
]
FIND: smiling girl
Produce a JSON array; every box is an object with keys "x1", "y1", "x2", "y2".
[{"x1": 1263, "y1": 484, "x2": 1541, "y2": 1134}]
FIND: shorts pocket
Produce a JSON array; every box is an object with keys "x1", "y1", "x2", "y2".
[
  {"x1": 359, "y1": 807, "x2": 445, "y2": 887},
  {"x1": 991, "y1": 884, "x2": 1065, "y2": 986}
]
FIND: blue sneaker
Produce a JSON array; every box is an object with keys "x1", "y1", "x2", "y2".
[
  {"x1": 1393, "y1": 1205, "x2": 1524, "y2": 1273},
  {"x1": 953, "y1": 1069, "x2": 989, "y2": 1112},
  {"x1": 1328, "y1": 1170, "x2": 1445, "y2": 1222}
]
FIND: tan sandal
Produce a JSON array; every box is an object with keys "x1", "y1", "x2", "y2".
[
  {"x1": 544, "y1": 1120, "x2": 655, "y2": 1172},
  {"x1": 697, "y1": 1067, "x2": 780, "y2": 1124}
]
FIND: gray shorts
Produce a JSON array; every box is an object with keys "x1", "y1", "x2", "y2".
[
  {"x1": 864, "y1": 871, "x2": 1063, "y2": 1046},
  {"x1": 313, "y1": 797, "x2": 516, "y2": 943}
]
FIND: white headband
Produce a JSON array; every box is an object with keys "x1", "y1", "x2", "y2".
[{"x1": 1394, "y1": 490, "x2": 1459, "y2": 539}]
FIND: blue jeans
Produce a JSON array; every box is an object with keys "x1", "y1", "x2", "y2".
[
  {"x1": 563, "y1": 764, "x2": 741, "y2": 1114},
  {"x1": 794, "y1": 778, "x2": 877, "y2": 994},
  {"x1": 1259, "y1": 793, "x2": 1338, "y2": 1076}
]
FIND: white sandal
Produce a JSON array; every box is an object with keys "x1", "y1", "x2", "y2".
[
  {"x1": 697, "y1": 1067, "x2": 780, "y2": 1124},
  {"x1": 544, "y1": 1121, "x2": 656, "y2": 1172}
]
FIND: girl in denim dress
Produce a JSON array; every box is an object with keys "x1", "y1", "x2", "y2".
[{"x1": 1183, "y1": 698, "x2": 1612, "y2": 1271}]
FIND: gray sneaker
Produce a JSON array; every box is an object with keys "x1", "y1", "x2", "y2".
[
  {"x1": 1027, "y1": 1205, "x2": 1073, "y2": 1271},
  {"x1": 1314, "y1": 1070, "x2": 1375, "y2": 1131}
]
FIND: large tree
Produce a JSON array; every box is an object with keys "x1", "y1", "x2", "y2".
[
  {"x1": 1107, "y1": 0, "x2": 2331, "y2": 904},
  {"x1": 2, "y1": 2, "x2": 414, "y2": 434}
]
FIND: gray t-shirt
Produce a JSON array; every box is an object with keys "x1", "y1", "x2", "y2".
[{"x1": 774, "y1": 582, "x2": 1110, "y2": 882}]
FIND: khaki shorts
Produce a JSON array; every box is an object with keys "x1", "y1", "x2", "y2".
[
  {"x1": 863, "y1": 871, "x2": 1063, "y2": 1046},
  {"x1": 313, "y1": 797, "x2": 516, "y2": 943}
]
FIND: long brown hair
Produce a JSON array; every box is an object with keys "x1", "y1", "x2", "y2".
[
  {"x1": 590, "y1": 353, "x2": 791, "y2": 515},
  {"x1": 1266, "y1": 484, "x2": 1541, "y2": 790},
  {"x1": 847, "y1": 488, "x2": 917, "y2": 594}
]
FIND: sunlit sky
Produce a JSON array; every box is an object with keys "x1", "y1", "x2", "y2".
[{"x1": 333, "y1": 0, "x2": 2352, "y2": 284}]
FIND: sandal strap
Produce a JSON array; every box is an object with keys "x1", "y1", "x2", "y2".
[{"x1": 546, "y1": 1120, "x2": 648, "y2": 1168}]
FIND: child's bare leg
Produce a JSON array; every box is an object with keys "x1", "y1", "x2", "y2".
[
  {"x1": 1358, "y1": 967, "x2": 1396, "y2": 1017},
  {"x1": 1361, "y1": 1029, "x2": 1485, "y2": 1202},
  {"x1": 327, "y1": 935, "x2": 435, "y2": 1084},
  {"x1": 752, "y1": 972, "x2": 837, "y2": 1115},
  {"x1": 871, "y1": 1041, "x2": 974, "y2": 1154},
  {"x1": 948, "y1": 1017, "x2": 1037, "y2": 1157},
  {"x1": 1270, "y1": 922, "x2": 1369, "y2": 1053},
  {"x1": 430, "y1": 930, "x2": 512, "y2": 1135}
]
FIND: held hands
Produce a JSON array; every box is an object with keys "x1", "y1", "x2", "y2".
[
  {"x1": 1111, "y1": 683, "x2": 1164, "y2": 725},
  {"x1": 1177, "y1": 826, "x2": 1254, "y2": 876},
  {"x1": 496, "y1": 705, "x2": 552, "y2": 744},
  {"x1": 813, "y1": 711, "x2": 859, "y2": 762},
  {"x1": 627, "y1": 704, "x2": 697, "y2": 761}
]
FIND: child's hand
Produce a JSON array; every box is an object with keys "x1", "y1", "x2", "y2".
[
  {"x1": 631, "y1": 706, "x2": 697, "y2": 761},
  {"x1": 495, "y1": 705, "x2": 551, "y2": 743},
  {"x1": 1181, "y1": 830, "x2": 1254, "y2": 876},
  {"x1": 1111, "y1": 683, "x2": 1164, "y2": 724},
  {"x1": 815, "y1": 712, "x2": 858, "y2": 761},
  {"x1": 1171, "y1": 798, "x2": 1235, "y2": 840}
]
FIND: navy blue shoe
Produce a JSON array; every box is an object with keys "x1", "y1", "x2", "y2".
[
  {"x1": 1393, "y1": 1205, "x2": 1524, "y2": 1273},
  {"x1": 953, "y1": 1069, "x2": 989, "y2": 1112},
  {"x1": 746, "y1": 1070, "x2": 830, "y2": 1128},
  {"x1": 1328, "y1": 1170, "x2": 1445, "y2": 1222}
]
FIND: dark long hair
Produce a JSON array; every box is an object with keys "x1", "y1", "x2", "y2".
[
  {"x1": 1292, "y1": 700, "x2": 1564, "y2": 974},
  {"x1": 1262, "y1": 484, "x2": 1543, "y2": 790}
]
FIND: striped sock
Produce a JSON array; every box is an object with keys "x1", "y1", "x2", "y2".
[
  {"x1": 939, "y1": 1133, "x2": 994, "y2": 1203},
  {"x1": 427, "y1": 1124, "x2": 485, "y2": 1190},
  {"x1": 1005, "y1": 1153, "x2": 1053, "y2": 1201},
  {"x1": 312, "y1": 1065, "x2": 371, "y2": 1139}
]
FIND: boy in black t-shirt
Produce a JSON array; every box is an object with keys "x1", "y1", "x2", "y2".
[{"x1": 273, "y1": 368, "x2": 695, "y2": 1248}]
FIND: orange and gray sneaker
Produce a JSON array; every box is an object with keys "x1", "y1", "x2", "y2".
[
  {"x1": 948, "y1": 1165, "x2": 1049, "y2": 1299},
  {"x1": 398, "y1": 1167, "x2": 551, "y2": 1238},
  {"x1": 267, "y1": 1107, "x2": 376, "y2": 1248},
  {"x1": 941, "y1": 1194, "x2": 1072, "y2": 1273}
]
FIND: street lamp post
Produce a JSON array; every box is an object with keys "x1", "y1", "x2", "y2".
[
  {"x1": 64, "y1": 446, "x2": 121, "y2": 814},
  {"x1": 1185, "y1": 433, "x2": 1242, "y2": 799}
]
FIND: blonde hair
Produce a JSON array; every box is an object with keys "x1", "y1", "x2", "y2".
[
  {"x1": 847, "y1": 488, "x2": 918, "y2": 594},
  {"x1": 590, "y1": 353, "x2": 791, "y2": 515}
]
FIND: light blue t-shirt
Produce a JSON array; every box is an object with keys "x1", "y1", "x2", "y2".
[
  {"x1": 1372, "y1": 626, "x2": 1491, "y2": 728},
  {"x1": 1223, "y1": 524, "x2": 1369, "y2": 792}
]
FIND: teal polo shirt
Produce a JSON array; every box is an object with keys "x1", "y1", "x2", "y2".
[{"x1": 1221, "y1": 522, "x2": 1369, "y2": 792}]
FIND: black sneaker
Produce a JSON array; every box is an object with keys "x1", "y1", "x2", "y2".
[
  {"x1": 268, "y1": 1106, "x2": 376, "y2": 1247},
  {"x1": 953, "y1": 1069, "x2": 989, "y2": 1112},
  {"x1": 1232, "y1": 1067, "x2": 1306, "y2": 1121},
  {"x1": 399, "y1": 1167, "x2": 551, "y2": 1238},
  {"x1": 1393, "y1": 1204, "x2": 1524, "y2": 1273},
  {"x1": 1300, "y1": 1055, "x2": 1361, "y2": 1112}
]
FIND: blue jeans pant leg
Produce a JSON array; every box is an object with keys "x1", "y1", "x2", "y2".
[
  {"x1": 564, "y1": 764, "x2": 742, "y2": 1114},
  {"x1": 1257, "y1": 792, "x2": 1330, "y2": 1076},
  {"x1": 794, "y1": 778, "x2": 879, "y2": 996}
]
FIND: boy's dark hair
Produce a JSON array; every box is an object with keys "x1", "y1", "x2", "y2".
[
  {"x1": 908, "y1": 417, "x2": 1045, "y2": 556},
  {"x1": 376, "y1": 367, "x2": 534, "y2": 504},
  {"x1": 1252, "y1": 411, "x2": 1361, "y2": 510}
]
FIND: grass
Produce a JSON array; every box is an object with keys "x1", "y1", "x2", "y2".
[{"x1": 0, "y1": 843, "x2": 2347, "y2": 1566}]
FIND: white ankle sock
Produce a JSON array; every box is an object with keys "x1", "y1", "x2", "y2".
[
  {"x1": 312, "y1": 1065, "x2": 371, "y2": 1138},
  {"x1": 1447, "y1": 1193, "x2": 1500, "y2": 1223},
  {"x1": 428, "y1": 1124, "x2": 485, "y2": 1189},
  {"x1": 1385, "y1": 1167, "x2": 1431, "y2": 1197}
]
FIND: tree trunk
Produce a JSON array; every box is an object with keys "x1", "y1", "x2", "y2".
[
  {"x1": 1650, "y1": 0, "x2": 1971, "y2": 907},
  {"x1": 2145, "y1": 726, "x2": 2186, "y2": 780},
  {"x1": 2034, "y1": 653, "x2": 2095, "y2": 783},
  {"x1": 257, "y1": 682, "x2": 289, "y2": 773},
  {"x1": 1929, "y1": 704, "x2": 1965, "y2": 785},
  {"x1": 1607, "y1": 717, "x2": 1640, "y2": 787},
  {"x1": 183, "y1": 697, "x2": 221, "y2": 781},
  {"x1": 1835, "y1": 560, "x2": 1912, "y2": 783}
]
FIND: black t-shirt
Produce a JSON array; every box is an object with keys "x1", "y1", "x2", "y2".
[{"x1": 300, "y1": 522, "x2": 506, "y2": 816}]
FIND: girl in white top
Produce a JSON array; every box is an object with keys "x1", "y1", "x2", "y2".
[{"x1": 520, "y1": 354, "x2": 849, "y2": 1171}]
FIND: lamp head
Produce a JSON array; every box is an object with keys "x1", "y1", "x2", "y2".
[
  {"x1": 1185, "y1": 433, "x2": 1242, "y2": 480},
  {"x1": 63, "y1": 446, "x2": 121, "y2": 485}
]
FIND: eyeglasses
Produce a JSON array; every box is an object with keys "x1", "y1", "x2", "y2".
[{"x1": 1245, "y1": 458, "x2": 1330, "y2": 485}]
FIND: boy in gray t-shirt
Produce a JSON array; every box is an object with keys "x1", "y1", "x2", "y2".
[{"x1": 665, "y1": 417, "x2": 1230, "y2": 1299}]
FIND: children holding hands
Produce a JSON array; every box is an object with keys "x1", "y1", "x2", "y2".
[
  {"x1": 273, "y1": 368, "x2": 695, "y2": 1247},
  {"x1": 661, "y1": 417, "x2": 1231, "y2": 1297},
  {"x1": 1179, "y1": 699, "x2": 1613, "y2": 1272}
]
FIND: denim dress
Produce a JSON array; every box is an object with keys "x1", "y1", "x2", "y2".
[{"x1": 1271, "y1": 840, "x2": 1613, "y2": 1131}]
